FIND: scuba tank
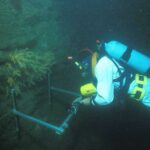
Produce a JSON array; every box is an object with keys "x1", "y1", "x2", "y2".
[{"x1": 104, "y1": 41, "x2": 150, "y2": 75}]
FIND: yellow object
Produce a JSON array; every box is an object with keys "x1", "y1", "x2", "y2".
[
  {"x1": 91, "y1": 52, "x2": 99, "y2": 77},
  {"x1": 75, "y1": 61, "x2": 82, "y2": 70},
  {"x1": 130, "y1": 74, "x2": 147, "y2": 101},
  {"x1": 80, "y1": 83, "x2": 96, "y2": 96},
  {"x1": 135, "y1": 74, "x2": 147, "y2": 85}
]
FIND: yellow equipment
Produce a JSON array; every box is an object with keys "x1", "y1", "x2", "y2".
[
  {"x1": 80, "y1": 83, "x2": 96, "y2": 96},
  {"x1": 91, "y1": 52, "x2": 99, "y2": 77},
  {"x1": 130, "y1": 74, "x2": 148, "y2": 101}
]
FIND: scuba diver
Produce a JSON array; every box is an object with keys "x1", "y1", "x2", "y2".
[{"x1": 72, "y1": 40, "x2": 150, "y2": 108}]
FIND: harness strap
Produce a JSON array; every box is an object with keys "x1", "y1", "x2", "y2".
[
  {"x1": 110, "y1": 58, "x2": 125, "y2": 88},
  {"x1": 110, "y1": 58, "x2": 135, "y2": 91},
  {"x1": 111, "y1": 57, "x2": 148, "y2": 101},
  {"x1": 146, "y1": 68, "x2": 150, "y2": 77},
  {"x1": 121, "y1": 47, "x2": 132, "y2": 62}
]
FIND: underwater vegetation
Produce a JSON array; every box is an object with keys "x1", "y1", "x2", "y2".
[
  {"x1": 0, "y1": 0, "x2": 70, "y2": 98},
  {"x1": 0, "y1": 48, "x2": 54, "y2": 95}
]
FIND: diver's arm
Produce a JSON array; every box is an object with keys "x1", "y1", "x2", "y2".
[
  {"x1": 73, "y1": 92, "x2": 113, "y2": 106},
  {"x1": 81, "y1": 94, "x2": 113, "y2": 106},
  {"x1": 93, "y1": 57, "x2": 114, "y2": 105},
  {"x1": 78, "y1": 57, "x2": 115, "y2": 106},
  {"x1": 72, "y1": 96, "x2": 91, "y2": 106},
  {"x1": 80, "y1": 97, "x2": 91, "y2": 105}
]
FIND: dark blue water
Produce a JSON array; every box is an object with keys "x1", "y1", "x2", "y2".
[{"x1": 54, "y1": 0, "x2": 150, "y2": 55}]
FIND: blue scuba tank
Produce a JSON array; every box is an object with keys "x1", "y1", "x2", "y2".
[{"x1": 104, "y1": 40, "x2": 150, "y2": 74}]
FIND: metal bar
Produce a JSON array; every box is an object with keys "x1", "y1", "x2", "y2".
[
  {"x1": 10, "y1": 86, "x2": 80, "y2": 135},
  {"x1": 11, "y1": 89, "x2": 17, "y2": 110},
  {"x1": 48, "y1": 71, "x2": 52, "y2": 105},
  {"x1": 12, "y1": 109, "x2": 64, "y2": 134},
  {"x1": 60, "y1": 112, "x2": 75, "y2": 128},
  {"x1": 50, "y1": 86, "x2": 81, "y2": 97},
  {"x1": 56, "y1": 103, "x2": 81, "y2": 135},
  {"x1": 11, "y1": 89, "x2": 21, "y2": 138},
  {"x1": 56, "y1": 111, "x2": 75, "y2": 135}
]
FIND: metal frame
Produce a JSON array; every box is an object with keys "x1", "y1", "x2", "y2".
[{"x1": 11, "y1": 72, "x2": 81, "y2": 136}]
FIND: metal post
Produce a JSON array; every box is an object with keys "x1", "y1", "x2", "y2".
[
  {"x1": 56, "y1": 111, "x2": 75, "y2": 135},
  {"x1": 48, "y1": 71, "x2": 52, "y2": 106},
  {"x1": 50, "y1": 86, "x2": 81, "y2": 97},
  {"x1": 56, "y1": 102, "x2": 80, "y2": 135},
  {"x1": 10, "y1": 85, "x2": 81, "y2": 136},
  {"x1": 11, "y1": 89, "x2": 21, "y2": 138}
]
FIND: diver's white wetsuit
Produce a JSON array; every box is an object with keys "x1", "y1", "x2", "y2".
[{"x1": 92, "y1": 56, "x2": 150, "y2": 107}]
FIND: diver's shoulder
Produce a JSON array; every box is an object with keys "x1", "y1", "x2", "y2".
[
  {"x1": 95, "y1": 56, "x2": 113, "y2": 75},
  {"x1": 98, "y1": 56, "x2": 112, "y2": 64}
]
